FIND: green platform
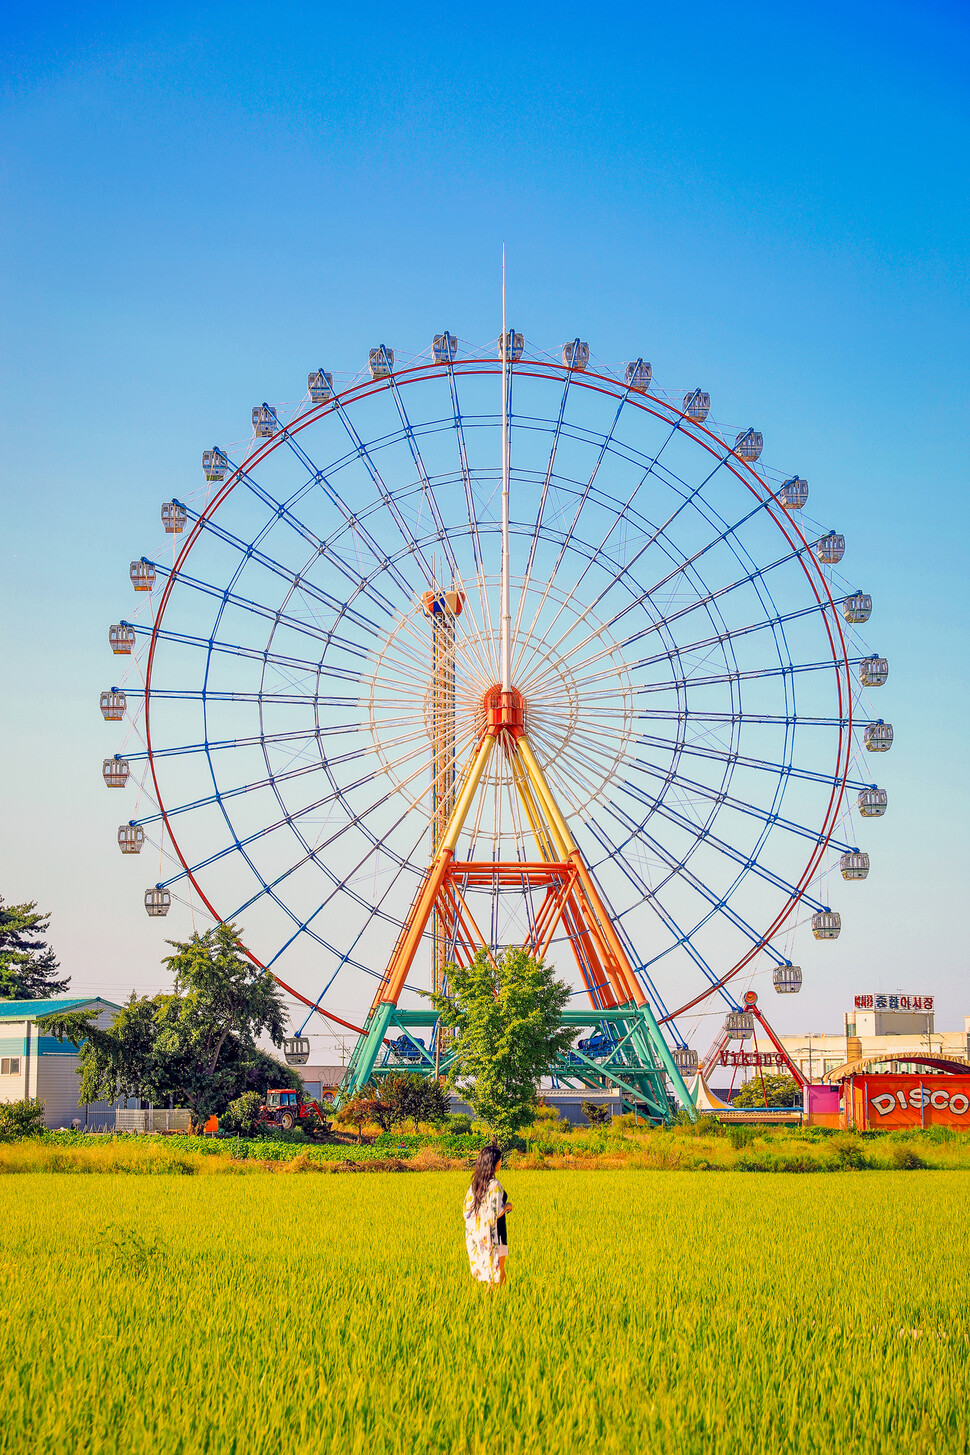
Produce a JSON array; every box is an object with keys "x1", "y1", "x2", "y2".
[{"x1": 339, "y1": 1002, "x2": 695, "y2": 1125}]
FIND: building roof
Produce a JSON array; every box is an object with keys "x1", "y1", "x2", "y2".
[
  {"x1": 824, "y1": 1052, "x2": 970, "y2": 1083},
  {"x1": 0, "y1": 996, "x2": 121, "y2": 1021}
]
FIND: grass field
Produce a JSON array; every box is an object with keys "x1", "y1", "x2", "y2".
[{"x1": 1, "y1": 1172, "x2": 968, "y2": 1454}]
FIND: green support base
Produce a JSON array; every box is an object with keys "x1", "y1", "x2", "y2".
[{"x1": 337, "y1": 1002, "x2": 695, "y2": 1125}]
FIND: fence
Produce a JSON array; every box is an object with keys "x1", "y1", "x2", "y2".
[{"x1": 113, "y1": 1109, "x2": 193, "y2": 1133}]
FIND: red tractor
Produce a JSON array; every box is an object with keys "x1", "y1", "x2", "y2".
[{"x1": 257, "y1": 1088, "x2": 329, "y2": 1135}]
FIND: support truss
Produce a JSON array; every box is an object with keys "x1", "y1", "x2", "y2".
[{"x1": 341, "y1": 690, "x2": 695, "y2": 1122}]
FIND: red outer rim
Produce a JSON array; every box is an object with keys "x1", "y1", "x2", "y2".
[{"x1": 141, "y1": 358, "x2": 853, "y2": 1026}]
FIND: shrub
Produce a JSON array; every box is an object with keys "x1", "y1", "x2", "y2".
[
  {"x1": 0, "y1": 1098, "x2": 47, "y2": 1142},
  {"x1": 888, "y1": 1143, "x2": 927, "y2": 1171},
  {"x1": 828, "y1": 1134, "x2": 868, "y2": 1170},
  {"x1": 581, "y1": 1101, "x2": 611, "y2": 1127},
  {"x1": 220, "y1": 1091, "x2": 263, "y2": 1137},
  {"x1": 447, "y1": 1114, "x2": 473, "y2": 1135}
]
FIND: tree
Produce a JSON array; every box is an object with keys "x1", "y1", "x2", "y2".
[
  {"x1": 581, "y1": 1100, "x2": 611, "y2": 1126},
  {"x1": 428, "y1": 947, "x2": 573, "y2": 1146},
  {"x1": 0, "y1": 1098, "x2": 47, "y2": 1141},
  {"x1": 38, "y1": 923, "x2": 298, "y2": 1127},
  {"x1": 220, "y1": 1090, "x2": 263, "y2": 1137},
  {"x1": 335, "y1": 1089, "x2": 382, "y2": 1144},
  {"x1": 159, "y1": 922, "x2": 288, "y2": 1083},
  {"x1": 733, "y1": 1072, "x2": 802, "y2": 1108},
  {"x1": 0, "y1": 898, "x2": 69, "y2": 1000},
  {"x1": 379, "y1": 1072, "x2": 449, "y2": 1131}
]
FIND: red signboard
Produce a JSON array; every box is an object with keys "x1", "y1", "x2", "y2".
[
  {"x1": 718, "y1": 1051, "x2": 787, "y2": 1069},
  {"x1": 848, "y1": 1074, "x2": 970, "y2": 1129},
  {"x1": 853, "y1": 994, "x2": 933, "y2": 1011}
]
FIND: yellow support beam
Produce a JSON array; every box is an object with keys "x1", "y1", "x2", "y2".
[
  {"x1": 516, "y1": 734, "x2": 574, "y2": 858},
  {"x1": 440, "y1": 733, "x2": 495, "y2": 853}
]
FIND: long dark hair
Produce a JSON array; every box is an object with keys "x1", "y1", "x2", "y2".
[{"x1": 470, "y1": 1144, "x2": 502, "y2": 1213}]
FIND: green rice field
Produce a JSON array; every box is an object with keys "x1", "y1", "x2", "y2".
[{"x1": 1, "y1": 1171, "x2": 968, "y2": 1454}]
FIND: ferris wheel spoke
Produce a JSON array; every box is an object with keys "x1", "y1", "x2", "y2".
[
  {"x1": 514, "y1": 401, "x2": 688, "y2": 667},
  {"x1": 586, "y1": 706, "x2": 853, "y2": 729},
  {"x1": 143, "y1": 690, "x2": 355, "y2": 707},
  {"x1": 555, "y1": 658, "x2": 847, "y2": 701},
  {"x1": 534, "y1": 539, "x2": 801, "y2": 694},
  {"x1": 124, "y1": 622, "x2": 349, "y2": 681},
  {"x1": 615, "y1": 757, "x2": 856, "y2": 854},
  {"x1": 330, "y1": 391, "x2": 440, "y2": 589},
  {"x1": 178, "y1": 502, "x2": 393, "y2": 638},
  {"x1": 136, "y1": 760, "x2": 332, "y2": 825},
  {"x1": 368, "y1": 605, "x2": 496, "y2": 692},
  {"x1": 633, "y1": 732, "x2": 870, "y2": 793},
  {"x1": 279, "y1": 817, "x2": 433, "y2": 1002},
  {"x1": 584, "y1": 818, "x2": 726, "y2": 1007},
  {"x1": 512, "y1": 390, "x2": 644, "y2": 663},
  {"x1": 601, "y1": 774, "x2": 829, "y2": 911},
  {"x1": 150, "y1": 736, "x2": 432, "y2": 883},
  {"x1": 385, "y1": 373, "x2": 460, "y2": 580},
  {"x1": 444, "y1": 366, "x2": 486, "y2": 573},
  {"x1": 148, "y1": 558, "x2": 369, "y2": 661},
  {"x1": 121, "y1": 726, "x2": 328, "y2": 763},
  {"x1": 613, "y1": 596, "x2": 832, "y2": 678},
  {"x1": 508, "y1": 527, "x2": 729, "y2": 693},
  {"x1": 595, "y1": 803, "x2": 801, "y2": 962},
  {"x1": 447, "y1": 372, "x2": 499, "y2": 646},
  {"x1": 222, "y1": 799, "x2": 424, "y2": 929},
  {"x1": 515, "y1": 369, "x2": 575, "y2": 590},
  {"x1": 140, "y1": 719, "x2": 435, "y2": 829},
  {"x1": 615, "y1": 564, "x2": 830, "y2": 662},
  {"x1": 532, "y1": 726, "x2": 627, "y2": 802},
  {"x1": 232, "y1": 452, "x2": 415, "y2": 608},
  {"x1": 561, "y1": 487, "x2": 813, "y2": 663}
]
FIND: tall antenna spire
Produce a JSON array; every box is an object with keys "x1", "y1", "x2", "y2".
[{"x1": 500, "y1": 243, "x2": 511, "y2": 690}]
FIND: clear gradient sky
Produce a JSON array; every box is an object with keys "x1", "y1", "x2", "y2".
[{"x1": 1, "y1": 1, "x2": 968, "y2": 1052}]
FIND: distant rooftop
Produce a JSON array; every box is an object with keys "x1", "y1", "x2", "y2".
[{"x1": 0, "y1": 996, "x2": 121, "y2": 1020}]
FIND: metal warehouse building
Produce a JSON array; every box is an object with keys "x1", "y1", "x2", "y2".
[{"x1": 0, "y1": 997, "x2": 122, "y2": 1128}]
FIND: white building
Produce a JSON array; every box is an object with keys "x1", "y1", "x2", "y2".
[
  {"x1": 765, "y1": 1005, "x2": 970, "y2": 1082},
  {"x1": 0, "y1": 997, "x2": 122, "y2": 1128}
]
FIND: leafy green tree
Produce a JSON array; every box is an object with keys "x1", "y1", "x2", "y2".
[
  {"x1": 419, "y1": 1076, "x2": 449, "y2": 1126},
  {"x1": 38, "y1": 923, "x2": 298, "y2": 1126},
  {"x1": 158, "y1": 922, "x2": 288, "y2": 1079},
  {"x1": 0, "y1": 1097, "x2": 47, "y2": 1140},
  {"x1": 733, "y1": 1072, "x2": 802, "y2": 1108},
  {"x1": 428, "y1": 947, "x2": 573, "y2": 1146},
  {"x1": 0, "y1": 898, "x2": 69, "y2": 1000},
  {"x1": 377, "y1": 1072, "x2": 449, "y2": 1130}
]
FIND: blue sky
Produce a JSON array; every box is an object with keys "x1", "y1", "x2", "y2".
[{"x1": 1, "y1": 1, "x2": 968, "y2": 1047}]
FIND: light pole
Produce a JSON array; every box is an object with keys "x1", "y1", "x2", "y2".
[{"x1": 792, "y1": 1034, "x2": 825, "y2": 1082}]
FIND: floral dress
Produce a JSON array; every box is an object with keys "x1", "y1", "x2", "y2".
[{"x1": 463, "y1": 1177, "x2": 506, "y2": 1284}]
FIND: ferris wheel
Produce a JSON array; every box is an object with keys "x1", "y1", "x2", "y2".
[{"x1": 102, "y1": 327, "x2": 891, "y2": 1088}]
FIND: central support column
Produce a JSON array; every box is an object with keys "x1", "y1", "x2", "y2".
[{"x1": 421, "y1": 589, "x2": 464, "y2": 1000}]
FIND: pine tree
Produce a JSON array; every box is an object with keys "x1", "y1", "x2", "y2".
[{"x1": 0, "y1": 898, "x2": 69, "y2": 1000}]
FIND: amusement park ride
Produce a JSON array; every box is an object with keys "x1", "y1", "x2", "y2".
[{"x1": 102, "y1": 296, "x2": 892, "y2": 1123}]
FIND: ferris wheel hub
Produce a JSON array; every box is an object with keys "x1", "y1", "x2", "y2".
[{"x1": 480, "y1": 684, "x2": 526, "y2": 740}]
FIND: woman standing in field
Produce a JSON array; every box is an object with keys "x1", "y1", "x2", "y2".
[{"x1": 463, "y1": 1144, "x2": 511, "y2": 1286}]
